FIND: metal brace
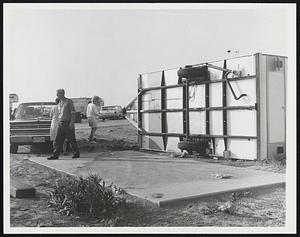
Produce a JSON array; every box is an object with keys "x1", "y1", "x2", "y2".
[{"x1": 205, "y1": 63, "x2": 247, "y2": 100}]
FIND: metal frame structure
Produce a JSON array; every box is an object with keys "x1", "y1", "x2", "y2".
[
  {"x1": 137, "y1": 77, "x2": 257, "y2": 140},
  {"x1": 127, "y1": 53, "x2": 287, "y2": 160}
]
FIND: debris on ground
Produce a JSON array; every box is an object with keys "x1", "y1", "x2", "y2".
[
  {"x1": 78, "y1": 137, "x2": 139, "y2": 151},
  {"x1": 201, "y1": 205, "x2": 219, "y2": 215},
  {"x1": 214, "y1": 174, "x2": 233, "y2": 179},
  {"x1": 242, "y1": 191, "x2": 253, "y2": 196},
  {"x1": 231, "y1": 191, "x2": 253, "y2": 201},
  {"x1": 201, "y1": 191, "x2": 254, "y2": 216},
  {"x1": 180, "y1": 150, "x2": 189, "y2": 158},
  {"x1": 169, "y1": 152, "x2": 182, "y2": 158},
  {"x1": 108, "y1": 139, "x2": 139, "y2": 150},
  {"x1": 218, "y1": 201, "x2": 235, "y2": 214},
  {"x1": 35, "y1": 181, "x2": 51, "y2": 187},
  {"x1": 20, "y1": 208, "x2": 29, "y2": 211},
  {"x1": 113, "y1": 185, "x2": 127, "y2": 195}
]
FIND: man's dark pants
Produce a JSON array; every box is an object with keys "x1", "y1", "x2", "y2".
[{"x1": 53, "y1": 121, "x2": 79, "y2": 158}]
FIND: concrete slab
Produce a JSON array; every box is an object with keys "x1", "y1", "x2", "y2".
[
  {"x1": 27, "y1": 150, "x2": 285, "y2": 206},
  {"x1": 11, "y1": 177, "x2": 36, "y2": 198}
]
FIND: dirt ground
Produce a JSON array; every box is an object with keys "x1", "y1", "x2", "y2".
[{"x1": 10, "y1": 119, "x2": 286, "y2": 227}]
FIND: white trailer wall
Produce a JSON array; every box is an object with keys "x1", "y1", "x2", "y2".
[{"x1": 136, "y1": 53, "x2": 286, "y2": 160}]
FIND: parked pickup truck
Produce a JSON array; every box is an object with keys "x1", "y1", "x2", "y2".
[
  {"x1": 99, "y1": 105, "x2": 124, "y2": 121},
  {"x1": 10, "y1": 102, "x2": 56, "y2": 153}
]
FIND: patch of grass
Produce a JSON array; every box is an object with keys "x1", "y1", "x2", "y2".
[{"x1": 47, "y1": 174, "x2": 126, "y2": 224}]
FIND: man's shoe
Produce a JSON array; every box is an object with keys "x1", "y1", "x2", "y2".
[
  {"x1": 72, "y1": 152, "x2": 80, "y2": 158},
  {"x1": 47, "y1": 156, "x2": 59, "y2": 160}
]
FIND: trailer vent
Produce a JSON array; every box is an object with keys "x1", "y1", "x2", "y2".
[{"x1": 277, "y1": 146, "x2": 284, "y2": 154}]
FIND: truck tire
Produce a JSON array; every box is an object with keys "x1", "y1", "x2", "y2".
[
  {"x1": 177, "y1": 66, "x2": 209, "y2": 79},
  {"x1": 10, "y1": 144, "x2": 18, "y2": 154},
  {"x1": 178, "y1": 140, "x2": 209, "y2": 154}
]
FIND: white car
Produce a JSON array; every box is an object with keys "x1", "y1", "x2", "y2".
[{"x1": 99, "y1": 105, "x2": 124, "y2": 121}]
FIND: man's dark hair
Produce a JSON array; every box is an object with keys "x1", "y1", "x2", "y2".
[{"x1": 56, "y1": 88, "x2": 65, "y2": 96}]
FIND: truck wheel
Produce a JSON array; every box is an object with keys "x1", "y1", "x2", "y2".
[
  {"x1": 10, "y1": 144, "x2": 18, "y2": 154},
  {"x1": 177, "y1": 140, "x2": 209, "y2": 154}
]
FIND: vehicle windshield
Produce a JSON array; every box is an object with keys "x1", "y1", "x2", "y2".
[{"x1": 15, "y1": 103, "x2": 56, "y2": 120}]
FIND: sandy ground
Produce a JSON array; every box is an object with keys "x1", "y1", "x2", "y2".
[{"x1": 9, "y1": 119, "x2": 286, "y2": 227}]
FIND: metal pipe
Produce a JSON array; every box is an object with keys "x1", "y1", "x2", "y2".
[
  {"x1": 137, "y1": 75, "x2": 143, "y2": 147},
  {"x1": 205, "y1": 63, "x2": 248, "y2": 100},
  {"x1": 138, "y1": 75, "x2": 256, "y2": 96},
  {"x1": 226, "y1": 80, "x2": 248, "y2": 100},
  {"x1": 185, "y1": 79, "x2": 190, "y2": 138},
  {"x1": 141, "y1": 131, "x2": 257, "y2": 139},
  {"x1": 222, "y1": 60, "x2": 228, "y2": 151},
  {"x1": 140, "y1": 105, "x2": 256, "y2": 113},
  {"x1": 205, "y1": 83, "x2": 210, "y2": 134},
  {"x1": 161, "y1": 71, "x2": 168, "y2": 150}
]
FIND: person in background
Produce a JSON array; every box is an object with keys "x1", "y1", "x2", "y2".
[
  {"x1": 50, "y1": 97, "x2": 60, "y2": 143},
  {"x1": 86, "y1": 96, "x2": 101, "y2": 143},
  {"x1": 50, "y1": 98, "x2": 70, "y2": 155},
  {"x1": 48, "y1": 89, "x2": 80, "y2": 160}
]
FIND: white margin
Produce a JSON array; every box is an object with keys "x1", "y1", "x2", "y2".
[{"x1": 3, "y1": 2, "x2": 296, "y2": 234}]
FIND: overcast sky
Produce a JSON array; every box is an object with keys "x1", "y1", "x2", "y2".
[{"x1": 4, "y1": 4, "x2": 294, "y2": 106}]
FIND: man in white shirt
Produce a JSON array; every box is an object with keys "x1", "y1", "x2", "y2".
[{"x1": 86, "y1": 96, "x2": 101, "y2": 142}]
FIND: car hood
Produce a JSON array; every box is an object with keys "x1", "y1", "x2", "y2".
[{"x1": 10, "y1": 118, "x2": 52, "y2": 123}]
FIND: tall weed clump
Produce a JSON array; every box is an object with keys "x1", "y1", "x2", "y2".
[{"x1": 47, "y1": 174, "x2": 126, "y2": 220}]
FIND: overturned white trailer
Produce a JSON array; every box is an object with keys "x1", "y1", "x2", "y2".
[{"x1": 126, "y1": 53, "x2": 286, "y2": 160}]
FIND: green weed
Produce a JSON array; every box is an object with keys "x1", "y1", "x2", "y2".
[{"x1": 47, "y1": 174, "x2": 126, "y2": 222}]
